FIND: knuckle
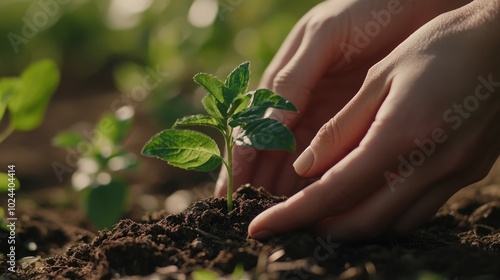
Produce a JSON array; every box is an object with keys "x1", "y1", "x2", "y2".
[
  {"x1": 312, "y1": 117, "x2": 341, "y2": 149},
  {"x1": 272, "y1": 68, "x2": 312, "y2": 100},
  {"x1": 364, "y1": 62, "x2": 387, "y2": 85},
  {"x1": 304, "y1": 14, "x2": 332, "y2": 35},
  {"x1": 304, "y1": 2, "x2": 336, "y2": 33},
  {"x1": 272, "y1": 68, "x2": 300, "y2": 92}
]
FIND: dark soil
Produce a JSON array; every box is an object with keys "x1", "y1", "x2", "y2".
[{"x1": 1, "y1": 185, "x2": 500, "y2": 280}]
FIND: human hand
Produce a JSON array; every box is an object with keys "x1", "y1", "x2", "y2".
[
  {"x1": 249, "y1": 0, "x2": 500, "y2": 241},
  {"x1": 215, "y1": 0, "x2": 471, "y2": 197}
]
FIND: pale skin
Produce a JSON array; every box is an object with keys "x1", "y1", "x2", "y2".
[{"x1": 216, "y1": 0, "x2": 500, "y2": 241}]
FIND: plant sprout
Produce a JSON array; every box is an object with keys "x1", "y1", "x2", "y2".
[
  {"x1": 142, "y1": 62, "x2": 297, "y2": 211},
  {"x1": 52, "y1": 106, "x2": 137, "y2": 229}
]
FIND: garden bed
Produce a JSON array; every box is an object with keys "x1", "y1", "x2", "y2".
[{"x1": 1, "y1": 184, "x2": 500, "y2": 279}]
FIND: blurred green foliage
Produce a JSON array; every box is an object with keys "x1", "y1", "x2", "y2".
[
  {"x1": 52, "y1": 106, "x2": 137, "y2": 229},
  {"x1": 0, "y1": 0, "x2": 320, "y2": 125}
]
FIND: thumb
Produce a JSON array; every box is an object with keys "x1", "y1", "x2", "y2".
[{"x1": 293, "y1": 67, "x2": 392, "y2": 177}]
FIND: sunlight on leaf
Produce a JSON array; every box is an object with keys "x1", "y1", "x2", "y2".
[
  {"x1": 7, "y1": 60, "x2": 60, "y2": 131},
  {"x1": 194, "y1": 73, "x2": 225, "y2": 104},
  {"x1": 224, "y1": 61, "x2": 250, "y2": 104},
  {"x1": 142, "y1": 129, "x2": 222, "y2": 172},
  {"x1": 173, "y1": 114, "x2": 222, "y2": 131}
]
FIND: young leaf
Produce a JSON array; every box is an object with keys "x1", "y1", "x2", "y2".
[
  {"x1": 224, "y1": 61, "x2": 250, "y2": 103},
  {"x1": 237, "y1": 118, "x2": 295, "y2": 151},
  {"x1": 194, "y1": 73, "x2": 225, "y2": 104},
  {"x1": 228, "y1": 105, "x2": 269, "y2": 127},
  {"x1": 228, "y1": 94, "x2": 251, "y2": 116},
  {"x1": 52, "y1": 131, "x2": 85, "y2": 148},
  {"x1": 252, "y1": 89, "x2": 297, "y2": 111},
  {"x1": 0, "y1": 78, "x2": 19, "y2": 121},
  {"x1": 229, "y1": 89, "x2": 297, "y2": 127},
  {"x1": 202, "y1": 94, "x2": 228, "y2": 120},
  {"x1": 142, "y1": 129, "x2": 222, "y2": 172},
  {"x1": 81, "y1": 179, "x2": 127, "y2": 230},
  {"x1": 173, "y1": 114, "x2": 222, "y2": 131},
  {"x1": 7, "y1": 60, "x2": 60, "y2": 131},
  {"x1": 93, "y1": 113, "x2": 132, "y2": 147}
]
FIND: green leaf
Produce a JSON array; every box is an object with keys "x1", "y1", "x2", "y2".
[
  {"x1": 0, "y1": 172, "x2": 20, "y2": 192},
  {"x1": 229, "y1": 105, "x2": 269, "y2": 127},
  {"x1": 202, "y1": 94, "x2": 227, "y2": 120},
  {"x1": 93, "y1": 113, "x2": 132, "y2": 146},
  {"x1": 194, "y1": 73, "x2": 225, "y2": 104},
  {"x1": 192, "y1": 270, "x2": 219, "y2": 280},
  {"x1": 224, "y1": 61, "x2": 250, "y2": 103},
  {"x1": 173, "y1": 114, "x2": 222, "y2": 131},
  {"x1": 142, "y1": 129, "x2": 222, "y2": 172},
  {"x1": 231, "y1": 264, "x2": 245, "y2": 279},
  {"x1": 252, "y1": 89, "x2": 297, "y2": 111},
  {"x1": 228, "y1": 94, "x2": 251, "y2": 116},
  {"x1": 7, "y1": 60, "x2": 60, "y2": 131},
  {"x1": 0, "y1": 78, "x2": 20, "y2": 121},
  {"x1": 238, "y1": 118, "x2": 295, "y2": 151},
  {"x1": 81, "y1": 179, "x2": 127, "y2": 230},
  {"x1": 52, "y1": 131, "x2": 85, "y2": 148},
  {"x1": 229, "y1": 90, "x2": 297, "y2": 127}
]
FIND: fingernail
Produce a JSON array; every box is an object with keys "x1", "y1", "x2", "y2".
[
  {"x1": 251, "y1": 230, "x2": 274, "y2": 240},
  {"x1": 293, "y1": 146, "x2": 314, "y2": 175}
]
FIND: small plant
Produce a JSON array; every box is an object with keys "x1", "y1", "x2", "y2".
[
  {"x1": 52, "y1": 106, "x2": 137, "y2": 229},
  {"x1": 142, "y1": 62, "x2": 297, "y2": 211},
  {"x1": 192, "y1": 264, "x2": 245, "y2": 280},
  {"x1": 0, "y1": 60, "x2": 60, "y2": 228},
  {"x1": 0, "y1": 60, "x2": 60, "y2": 182}
]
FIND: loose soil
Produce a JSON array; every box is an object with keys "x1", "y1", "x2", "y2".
[{"x1": 1, "y1": 184, "x2": 500, "y2": 280}]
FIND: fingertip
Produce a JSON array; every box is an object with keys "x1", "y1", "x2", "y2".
[
  {"x1": 248, "y1": 205, "x2": 281, "y2": 239},
  {"x1": 249, "y1": 230, "x2": 275, "y2": 240},
  {"x1": 293, "y1": 146, "x2": 314, "y2": 176},
  {"x1": 248, "y1": 209, "x2": 267, "y2": 235}
]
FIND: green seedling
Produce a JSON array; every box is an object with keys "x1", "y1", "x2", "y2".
[
  {"x1": 142, "y1": 62, "x2": 297, "y2": 211},
  {"x1": 0, "y1": 60, "x2": 60, "y2": 229},
  {"x1": 192, "y1": 264, "x2": 245, "y2": 280},
  {"x1": 52, "y1": 106, "x2": 137, "y2": 229}
]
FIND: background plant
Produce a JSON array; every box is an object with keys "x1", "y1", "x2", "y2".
[
  {"x1": 142, "y1": 62, "x2": 296, "y2": 211},
  {"x1": 0, "y1": 59, "x2": 60, "y2": 228},
  {"x1": 52, "y1": 106, "x2": 137, "y2": 229}
]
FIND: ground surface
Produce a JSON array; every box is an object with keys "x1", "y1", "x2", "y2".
[{"x1": 1, "y1": 183, "x2": 500, "y2": 280}]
